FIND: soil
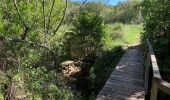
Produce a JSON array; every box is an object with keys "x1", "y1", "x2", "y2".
[{"x1": 60, "y1": 60, "x2": 81, "y2": 89}]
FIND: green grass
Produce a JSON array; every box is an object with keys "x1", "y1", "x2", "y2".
[
  {"x1": 123, "y1": 24, "x2": 143, "y2": 44},
  {"x1": 102, "y1": 23, "x2": 143, "y2": 51},
  {"x1": 52, "y1": 23, "x2": 144, "y2": 51}
]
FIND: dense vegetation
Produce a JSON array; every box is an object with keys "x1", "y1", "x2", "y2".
[
  {"x1": 141, "y1": 0, "x2": 170, "y2": 99},
  {"x1": 141, "y1": 0, "x2": 170, "y2": 81},
  {"x1": 0, "y1": 0, "x2": 144, "y2": 100}
]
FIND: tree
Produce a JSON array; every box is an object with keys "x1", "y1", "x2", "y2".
[
  {"x1": 141, "y1": 0, "x2": 170, "y2": 55},
  {"x1": 0, "y1": 0, "x2": 88, "y2": 99},
  {"x1": 71, "y1": 11, "x2": 104, "y2": 58}
]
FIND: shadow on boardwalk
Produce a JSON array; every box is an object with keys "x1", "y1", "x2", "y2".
[{"x1": 97, "y1": 45, "x2": 145, "y2": 100}]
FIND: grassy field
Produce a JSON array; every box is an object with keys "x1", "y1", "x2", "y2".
[
  {"x1": 102, "y1": 23, "x2": 143, "y2": 50},
  {"x1": 123, "y1": 24, "x2": 143, "y2": 44}
]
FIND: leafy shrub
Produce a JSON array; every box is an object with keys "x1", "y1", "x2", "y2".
[
  {"x1": 109, "y1": 23, "x2": 124, "y2": 40},
  {"x1": 71, "y1": 11, "x2": 104, "y2": 58}
]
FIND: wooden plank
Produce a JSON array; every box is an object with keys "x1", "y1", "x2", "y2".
[
  {"x1": 97, "y1": 95, "x2": 123, "y2": 100},
  {"x1": 115, "y1": 64, "x2": 144, "y2": 69},
  {"x1": 105, "y1": 80, "x2": 144, "y2": 90},
  {"x1": 107, "y1": 78, "x2": 143, "y2": 88},
  {"x1": 99, "y1": 91, "x2": 144, "y2": 100},
  {"x1": 113, "y1": 71, "x2": 143, "y2": 75},
  {"x1": 114, "y1": 67, "x2": 144, "y2": 74},
  {"x1": 103, "y1": 84, "x2": 143, "y2": 93},
  {"x1": 150, "y1": 80, "x2": 158, "y2": 100},
  {"x1": 110, "y1": 73, "x2": 143, "y2": 81},
  {"x1": 158, "y1": 80, "x2": 170, "y2": 96},
  {"x1": 100, "y1": 89, "x2": 143, "y2": 97},
  {"x1": 146, "y1": 40, "x2": 161, "y2": 79},
  {"x1": 144, "y1": 52, "x2": 150, "y2": 95},
  {"x1": 117, "y1": 63, "x2": 143, "y2": 67},
  {"x1": 109, "y1": 75, "x2": 143, "y2": 83}
]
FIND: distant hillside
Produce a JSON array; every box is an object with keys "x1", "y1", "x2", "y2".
[{"x1": 69, "y1": 0, "x2": 143, "y2": 23}]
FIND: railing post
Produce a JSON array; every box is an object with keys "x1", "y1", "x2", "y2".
[
  {"x1": 150, "y1": 79, "x2": 158, "y2": 100},
  {"x1": 145, "y1": 51, "x2": 150, "y2": 95}
]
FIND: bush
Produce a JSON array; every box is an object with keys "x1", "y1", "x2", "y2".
[
  {"x1": 71, "y1": 11, "x2": 104, "y2": 58},
  {"x1": 109, "y1": 23, "x2": 124, "y2": 40}
]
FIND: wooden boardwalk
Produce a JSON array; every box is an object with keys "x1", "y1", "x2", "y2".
[{"x1": 97, "y1": 46, "x2": 145, "y2": 100}]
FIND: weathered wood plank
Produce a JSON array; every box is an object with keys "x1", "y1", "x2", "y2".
[
  {"x1": 103, "y1": 85, "x2": 143, "y2": 94},
  {"x1": 144, "y1": 52, "x2": 150, "y2": 95},
  {"x1": 150, "y1": 80, "x2": 158, "y2": 100},
  {"x1": 105, "y1": 80, "x2": 144, "y2": 90},
  {"x1": 158, "y1": 80, "x2": 170, "y2": 96},
  {"x1": 99, "y1": 90, "x2": 144, "y2": 100},
  {"x1": 146, "y1": 40, "x2": 161, "y2": 79},
  {"x1": 108, "y1": 79, "x2": 143, "y2": 87},
  {"x1": 109, "y1": 75, "x2": 143, "y2": 83}
]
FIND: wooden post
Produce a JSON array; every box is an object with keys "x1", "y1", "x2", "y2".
[
  {"x1": 150, "y1": 80, "x2": 158, "y2": 100},
  {"x1": 145, "y1": 52, "x2": 150, "y2": 95}
]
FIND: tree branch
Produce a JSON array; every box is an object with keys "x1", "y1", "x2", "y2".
[
  {"x1": 2, "y1": 37, "x2": 57, "y2": 70},
  {"x1": 12, "y1": 0, "x2": 29, "y2": 40},
  {"x1": 47, "y1": 0, "x2": 56, "y2": 34},
  {"x1": 66, "y1": 0, "x2": 88, "y2": 19},
  {"x1": 53, "y1": 0, "x2": 88, "y2": 35},
  {"x1": 42, "y1": 0, "x2": 47, "y2": 45},
  {"x1": 53, "y1": 0, "x2": 68, "y2": 35}
]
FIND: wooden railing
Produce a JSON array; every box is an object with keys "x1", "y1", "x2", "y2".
[{"x1": 145, "y1": 39, "x2": 170, "y2": 100}]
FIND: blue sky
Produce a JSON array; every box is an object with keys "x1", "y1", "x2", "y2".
[{"x1": 72, "y1": 0, "x2": 127, "y2": 5}]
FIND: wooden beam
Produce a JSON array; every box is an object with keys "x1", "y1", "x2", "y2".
[
  {"x1": 158, "y1": 80, "x2": 170, "y2": 96},
  {"x1": 145, "y1": 52, "x2": 150, "y2": 95},
  {"x1": 146, "y1": 39, "x2": 161, "y2": 79},
  {"x1": 150, "y1": 79, "x2": 158, "y2": 100}
]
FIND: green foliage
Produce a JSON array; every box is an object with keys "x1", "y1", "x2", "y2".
[
  {"x1": 101, "y1": 0, "x2": 143, "y2": 24},
  {"x1": 114, "y1": 0, "x2": 143, "y2": 24},
  {"x1": 24, "y1": 67, "x2": 74, "y2": 100},
  {"x1": 0, "y1": 0, "x2": 65, "y2": 39},
  {"x1": 102, "y1": 23, "x2": 143, "y2": 50},
  {"x1": 141, "y1": 0, "x2": 170, "y2": 60},
  {"x1": 109, "y1": 23, "x2": 124, "y2": 40},
  {"x1": 71, "y1": 11, "x2": 104, "y2": 57},
  {"x1": 0, "y1": 0, "x2": 144, "y2": 99},
  {"x1": 72, "y1": 11, "x2": 103, "y2": 39},
  {"x1": 0, "y1": 0, "x2": 76, "y2": 99},
  {"x1": 71, "y1": 1, "x2": 143, "y2": 24},
  {"x1": 77, "y1": 23, "x2": 143, "y2": 99},
  {"x1": 123, "y1": 24, "x2": 143, "y2": 44}
]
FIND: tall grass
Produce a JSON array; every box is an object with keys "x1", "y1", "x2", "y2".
[
  {"x1": 123, "y1": 24, "x2": 143, "y2": 44},
  {"x1": 102, "y1": 23, "x2": 143, "y2": 51}
]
